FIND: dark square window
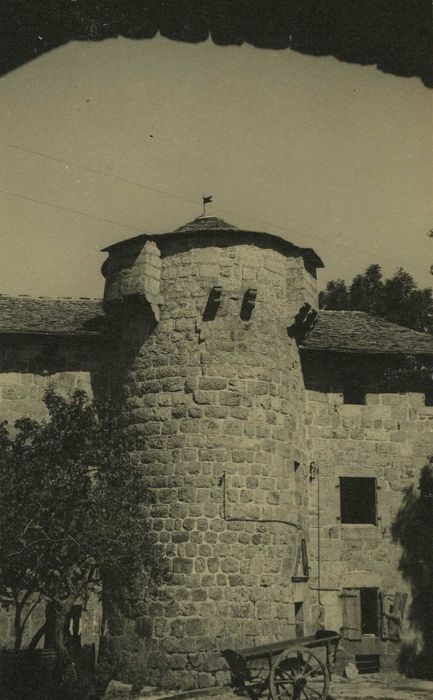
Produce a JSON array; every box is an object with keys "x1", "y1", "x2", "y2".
[
  {"x1": 343, "y1": 386, "x2": 366, "y2": 405},
  {"x1": 424, "y1": 387, "x2": 433, "y2": 406},
  {"x1": 340, "y1": 477, "x2": 377, "y2": 524}
]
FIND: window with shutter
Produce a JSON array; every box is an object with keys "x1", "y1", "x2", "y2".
[{"x1": 340, "y1": 589, "x2": 362, "y2": 640}]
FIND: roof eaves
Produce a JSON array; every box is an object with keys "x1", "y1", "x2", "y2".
[
  {"x1": 102, "y1": 228, "x2": 324, "y2": 268},
  {"x1": 299, "y1": 345, "x2": 433, "y2": 355},
  {"x1": 0, "y1": 329, "x2": 102, "y2": 338},
  {"x1": 102, "y1": 232, "x2": 151, "y2": 253}
]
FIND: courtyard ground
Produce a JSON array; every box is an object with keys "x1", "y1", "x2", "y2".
[
  {"x1": 325, "y1": 672, "x2": 433, "y2": 699},
  {"x1": 106, "y1": 672, "x2": 433, "y2": 700},
  {"x1": 184, "y1": 674, "x2": 433, "y2": 700}
]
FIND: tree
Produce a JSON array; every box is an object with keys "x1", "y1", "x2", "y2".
[
  {"x1": 316, "y1": 279, "x2": 349, "y2": 310},
  {"x1": 349, "y1": 263, "x2": 384, "y2": 316},
  {"x1": 0, "y1": 389, "x2": 166, "y2": 667},
  {"x1": 319, "y1": 264, "x2": 433, "y2": 333},
  {"x1": 392, "y1": 460, "x2": 433, "y2": 678}
]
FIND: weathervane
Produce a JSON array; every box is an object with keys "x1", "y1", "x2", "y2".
[{"x1": 200, "y1": 193, "x2": 213, "y2": 217}]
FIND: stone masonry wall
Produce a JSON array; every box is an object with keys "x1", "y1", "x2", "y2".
[
  {"x1": 0, "y1": 333, "x2": 104, "y2": 650},
  {"x1": 286, "y1": 256, "x2": 318, "y2": 314},
  {"x1": 303, "y1": 356, "x2": 433, "y2": 669},
  {"x1": 0, "y1": 334, "x2": 103, "y2": 424},
  {"x1": 103, "y1": 235, "x2": 318, "y2": 688},
  {"x1": 103, "y1": 239, "x2": 162, "y2": 322}
]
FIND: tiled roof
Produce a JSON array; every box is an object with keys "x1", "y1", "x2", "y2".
[
  {"x1": 0, "y1": 295, "x2": 104, "y2": 336},
  {"x1": 300, "y1": 310, "x2": 433, "y2": 355},
  {"x1": 2, "y1": 297, "x2": 432, "y2": 356}
]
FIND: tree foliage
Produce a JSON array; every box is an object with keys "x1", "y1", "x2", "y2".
[
  {"x1": 319, "y1": 265, "x2": 433, "y2": 333},
  {"x1": 392, "y1": 461, "x2": 433, "y2": 678},
  {"x1": 0, "y1": 389, "x2": 166, "y2": 656}
]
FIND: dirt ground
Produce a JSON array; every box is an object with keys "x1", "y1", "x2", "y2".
[
  {"x1": 327, "y1": 672, "x2": 433, "y2": 699},
  {"x1": 183, "y1": 673, "x2": 433, "y2": 700},
  {"x1": 106, "y1": 672, "x2": 433, "y2": 700}
]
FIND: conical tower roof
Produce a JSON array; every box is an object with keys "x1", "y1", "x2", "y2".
[{"x1": 173, "y1": 215, "x2": 239, "y2": 233}]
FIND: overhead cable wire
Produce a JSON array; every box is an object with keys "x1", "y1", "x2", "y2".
[
  {"x1": 0, "y1": 188, "x2": 145, "y2": 233},
  {"x1": 0, "y1": 139, "x2": 429, "y2": 273}
]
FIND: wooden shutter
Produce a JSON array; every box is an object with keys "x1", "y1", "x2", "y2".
[
  {"x1": 340, "y1": 589, "x2": 362, "y2": 640},
  {"x1": 399, "y1": 593, "x2": 408, "y2": 617},
  {"x1": 389, "y1": 592, "x2": 407, "y2": 640},
  {"x1": 374, "y1": 478, "x2": 379, "y2": 525},
  {"x1": 380, "y1": 590, "x2": 393, "y2": 639},
  {"x1": 381, "y1": 591, "x2": 407, "y2": 641}
]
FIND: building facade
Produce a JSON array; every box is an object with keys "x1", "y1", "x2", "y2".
[{"x1": 0, "y1": 215, "x2": 432, "y2": 686}]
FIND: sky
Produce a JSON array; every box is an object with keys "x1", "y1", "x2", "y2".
[{"x1": 0, "y1": 36, "x2": 432, "y2": 300}]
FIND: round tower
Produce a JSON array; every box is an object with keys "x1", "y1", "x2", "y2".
[{"x1": 101, "y1": 215, "x2": 323, "y2": 688}]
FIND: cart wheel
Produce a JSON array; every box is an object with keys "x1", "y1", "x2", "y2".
[{"x1": 269, "y1": 645, "x2": 330, "y2": 700}]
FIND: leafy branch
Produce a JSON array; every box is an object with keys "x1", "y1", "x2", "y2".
[{"x1": 0, "y1": 388, "x2": 167, "y2": 658}]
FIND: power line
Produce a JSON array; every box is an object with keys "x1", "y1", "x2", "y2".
[
  {"x1": 0, "y1": 184, "x2": 428, "y2": 276},
  {"x1": 0, "y1": 139, "x2": 304, "y2": 235},
  {"x1": 0, "y1": 138, "x2": 355, "y2": 241},
  {"x1": 0, "y1": 188, "x2": 145, "y2": 234},
  {"x1": 0, "y1": 139, "x2": 201, "y2": 208},
  {"x1": 0, "y1": 139, "x2": 429, "y2": 274}
]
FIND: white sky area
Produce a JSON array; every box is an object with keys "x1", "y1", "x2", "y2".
[{"x1": 0, "y1": 36, "x2": 432, "y2": 299}]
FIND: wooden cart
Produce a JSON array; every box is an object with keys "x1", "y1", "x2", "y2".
[{"x1": 222, "y1": 630, "x2": 340, "y2": 700}]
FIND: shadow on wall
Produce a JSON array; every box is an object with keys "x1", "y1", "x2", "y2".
[
  {"x1": 391, "y1": 460, "x2": 433, "y2": 679},
  {"x1": 103, "y1": 297, "x2": 158, "y2": 407}
]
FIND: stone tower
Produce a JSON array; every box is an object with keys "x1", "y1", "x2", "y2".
[{"x1": 101, "y1": 215, "x2": 323, "y2": 688}]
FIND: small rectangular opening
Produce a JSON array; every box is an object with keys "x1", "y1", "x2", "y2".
[
  {"x1": 355, "y1": 654, "x2": 380, "y2": 674},
  {"x1": 360, "y1": 588, "x2": 379, "y2": 635},
  {"x1": 425, "y1": 387, "x2": 433, "y2": 406},
  {"x1": 294, "y1": 461, "x2": 300, "y2": 473},
  {"x1": 340, "y1": 477, "x2": 377, "y2": 524},
  {"x1": 294, "y1": 601, "x2": 304, "y2": 638},
  {"x1": 343, "y1": 386, "x2": 366, "y2": 405},
  {"x1": 291, "y1": 538, "x2": 309, "y2": 583}
]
